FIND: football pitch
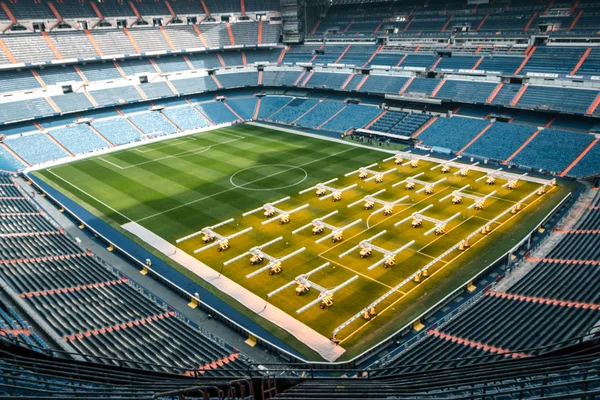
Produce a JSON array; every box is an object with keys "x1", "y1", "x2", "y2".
[{"x1": 33, "y1": 124, "x2": 571, "y2": 361}]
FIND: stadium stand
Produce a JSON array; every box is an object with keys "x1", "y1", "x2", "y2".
[
  {"x1": 162, "y1": 106, "x2": 212, "y2": 130},
  {"x1": 91, "y1": 118, "x2": 144, "y2": 145},
  {"x1": 0, "y1": 2, "x2": 598, "y2": 396},
  {"x1": 320, "y1": 103, "x2": 382, "y2": 133},
  {"x1": 195, "y1": 101, "x2": 240, "y2": 124},
  {"x1": 510, "y1": 128, "x2": 595, "y2": 172},
  {"x1": 268, "y1": 98, "x2": 320, "y2": 124},
  {"x1": 417, "y1": 116, "x2": 491, "y2": 153},
  {"x1": 225, "y1": 97, "x2": 258, "y2": 121},
  {"x1": 257, "y1": 96, "x2": 292, "y2": 119},
  {"x1": 4, "y1": 134, "x2": 67, "y2": 165},
  {"x1": 128, "y1": 111, "x2": 180, "y2": 136},
  {"x1": 463, "y1": 122, "x2": 538, "y2": 162},
  {"x1": 48, "y1": 125, "x2": 110, "y2": 154},
  {"x1": 0, "y1": 173, "x2": 250, "y2": 375},
  {"x1": 378, "y1": 189, "x2": 600, "y2": 377},
  {"x1": 294, "y1": 100, "x2": 345, "y2": 128}
]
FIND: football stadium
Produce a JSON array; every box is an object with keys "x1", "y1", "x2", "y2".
[{"x1": 0, "y1": 0, "x2": 598, "y2": 398}]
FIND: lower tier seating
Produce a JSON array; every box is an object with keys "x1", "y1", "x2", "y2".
[
  {"x1": 510, "y1": 128, "x2": 595, "y2": 172},
  {"x1": 417, "y1": 116, "x2": 490, "y2": 152}
]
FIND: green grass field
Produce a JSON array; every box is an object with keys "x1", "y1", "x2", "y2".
[{"x1": 34, "y1": 124, "x2": 571, "y2": 361}]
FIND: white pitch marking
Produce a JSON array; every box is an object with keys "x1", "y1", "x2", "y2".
[
  {"x1": 136, "y1": 147, "x2": 359, "y2": 222},
  {"x1": 46, "y1": 169, "x2": 133, "y2": 222},
  {"x1": 99, "y1": 130, "x2": 244, "y2": 169}
]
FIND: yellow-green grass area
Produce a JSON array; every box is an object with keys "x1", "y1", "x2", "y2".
[{"x1": 33, "y1": 124, "x2": 572, "y2": 362}]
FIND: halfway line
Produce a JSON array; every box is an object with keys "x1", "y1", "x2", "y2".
[{"x1": 136, "y1": 147, "x2": 359, "y2": 223}]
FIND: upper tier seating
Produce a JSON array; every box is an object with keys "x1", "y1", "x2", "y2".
[
  {"x1": 50, "y1": 93, "x2": 95, "y2": 113},
  {"x1": 90, "y1": 30, "x2": 138, "y2": 55},
  {"x1": 216, "y1": 72, "x2": 259, "y2": 88},
  {"x1": 435, "y1": 80, "x2": 496, "y2": 104},
  {"x1": 2, "y1": 34, "x2": 56, "y2": 63},
  {"x1": 127, "y1": 28, "x2": 172, "y2": 53},
  {"x1": 261, "y1": 70, "x2": 302, "y2": 87},
  {"x1": 304, "y1": 72, "x2": 350, "y2": 90},
  {"x1": 520, "y1": 47, "x2": 585, "y2": 75},
  {"x1": 170, "y1": 76, "x2": 218, "y2": 95},
  {"x1": 516, "y1": 85, "x2": 598, "y2": 115},
  {"x1": 163, "y1": 26, "x2": 204, "y2": 49},
  {"x1": 0, "y1": 98, "x2": 55, "y2": 124},
  {"x1": 90, "y1": 86, "x2": 143, "y2": 107},
  {"x1": 197, "y1": 24, "x2": 232, "y2": 48},
  {"x1": 48, "y1": 31, "x2": 99, "y2": 59}
]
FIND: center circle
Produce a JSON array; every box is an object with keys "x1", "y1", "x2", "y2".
[{"x1": 230, "y1": 164, "x2": 308, "y2": 191}]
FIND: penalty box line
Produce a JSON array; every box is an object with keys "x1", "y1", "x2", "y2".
[
  {"x1": 134, "y1": 136, "x2": 197, "y2": 153},
  {"x1": 338, "y1": 184, "x2": 557, "y2": 345},
  {"x1": 99, "y1": 130, "x2": 245, "y2": 170},
  {"x1": 136, "y1": 147, "x2": 360, "y2": 223}
]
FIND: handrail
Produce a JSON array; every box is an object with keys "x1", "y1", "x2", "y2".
[{"x1": 0, "y1": 327, "x2": 595, "y2": 378}]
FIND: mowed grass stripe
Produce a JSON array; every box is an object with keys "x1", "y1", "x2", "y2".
[{"x1": 34, "y1": 124, "x2": 570, "y2": 359}]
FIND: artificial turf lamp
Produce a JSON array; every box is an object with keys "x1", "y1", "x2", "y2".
[
  {"x1": 392, "y1": 173, "x2": 447, "y2": 195},
  {"x1": 395, "y1": 205, "x2": 461, "y2": 236},
  {"x1": 429, "y1": 157, "x2": 460, "y2": 174},
  {"x1": 345, "y1": 163, "x2": 396, "y2": 183},
  {"x1": 338, "y1": 230, "x2": 415, "y2": 270},
  {"x1": 243, "y1": 196, "x2": 309, "y2": 225},
  {"x1": 439, "y1": 185, "x2": 497, "y2": 211},
  {"x1": 293, "y1": 210, "x2": 362, "y2": 244},
  {"x1": 347, "y1": 189, "x2": 410, "y2": 216},
  {"x1": 267, "y1": 262, "x2": 356, "y2": 312},
  {"x1": 299, "y1": 178, "x2": 357, "y2": 202},
  {"x1": 175, "y1": 219, "x2": 253, "y2": 253},
  {"x1": 223, "y1": 237, "x2": 306, "y2": 278}
]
